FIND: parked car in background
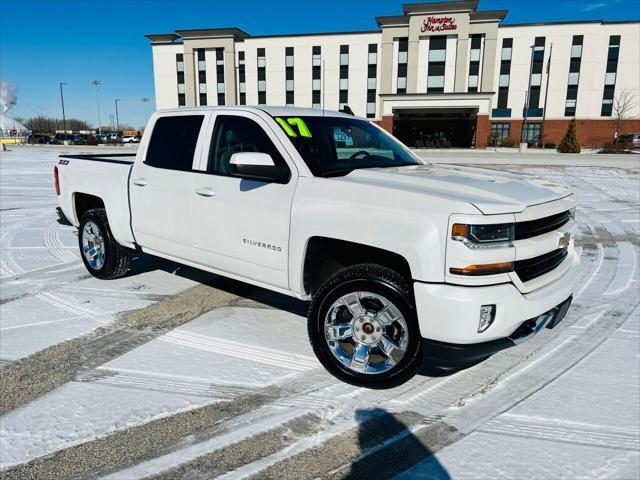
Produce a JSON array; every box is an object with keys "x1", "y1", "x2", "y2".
[
  {"x1": 617, "y1": 133, "x2": 640, "y2": 150},
  {"x1": 107, "y1": 133, "x2": 122, "y2": 143},
  {"x1": 52, "y1": 134, "x2": 77, "y2": 145},
  {"x1": 74, "y1": 134, "x2": 86, "y2": 145},
  {"x1": 27, "y1": 134, "x2": 52, "y2": 144},
  {"x1": 96, "y1": 134, "x2": 109, "y2": 144},
  {"x1": 121, "y1": 135, "x2": 141, "y2": 143}
]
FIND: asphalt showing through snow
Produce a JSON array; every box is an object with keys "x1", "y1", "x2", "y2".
[{"x1": 1, "y1": 146, "x2": 638, "y2": 479}]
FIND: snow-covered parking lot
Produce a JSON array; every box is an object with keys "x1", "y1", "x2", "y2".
[{"x1": 1, "y1": 145, "x2": 639, "y2": 479}]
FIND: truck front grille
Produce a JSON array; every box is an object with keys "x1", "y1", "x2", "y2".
[
  {"x1": 515, "y1": 248, "x2": 568, "y2": 283},
  {"x1": 515, "y1": 210, "x2": 571, "y2": 240}
]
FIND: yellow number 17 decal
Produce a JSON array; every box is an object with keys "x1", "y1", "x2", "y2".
[{"x1": 275, "y1": 117, "x2": 312, "y2": 138}]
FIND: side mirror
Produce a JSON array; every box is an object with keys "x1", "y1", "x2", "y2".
[{"x1": 229, "y1": 152, "x2": 289, "y2": 183}]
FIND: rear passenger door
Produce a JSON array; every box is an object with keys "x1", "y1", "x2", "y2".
[
  {"x1": 190, "y1": 112, "x2": 297, "y2": 290},
  {"x1": 130, "y1": 113, "x2": 208, "y2": 261}
]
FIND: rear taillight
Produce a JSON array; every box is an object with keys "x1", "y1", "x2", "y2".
[{"x1": 54, "y1": 166, "x2": 60, "y2": 195}]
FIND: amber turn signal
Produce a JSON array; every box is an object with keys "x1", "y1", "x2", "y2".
[
  {"x1": 451, "y1": 223, "x2": 469, "y2": 238},
  {"x1": 449, "y1": 262, "x2": 514, "y2": 276}
]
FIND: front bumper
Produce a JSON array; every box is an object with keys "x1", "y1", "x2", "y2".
[
  {"x1": 421, "y1": 295, "x2": 573, "y2": 369},
  {"x1": 414, "y1": 248, "x2": 580, "y2": 345}
]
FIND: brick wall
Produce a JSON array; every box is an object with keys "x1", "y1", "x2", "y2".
[
  {"x1": 378, "y1": 115, "x2": 394, "y2": 135},
  {"x1": 489, "y1": 118, "x2": 640, "y2": 147},
  {"x1": 475, "y1": 115, "x2": 490, "y2": 149}
]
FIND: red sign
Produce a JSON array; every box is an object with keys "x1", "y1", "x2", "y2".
[
  {"x1": 421, "y1": 16, "x2": 457, "y2": 32},
  {"x1": 9, "y1": 129, "x2": 17, "y2": 136}
]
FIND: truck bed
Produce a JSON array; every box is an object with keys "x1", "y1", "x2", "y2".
[
  {"x1": 60, "y1": 153, "x2": 136, "y2": 165},
  {"x1": 56, "y1": 152, "x2": 137, "y2": 248}
]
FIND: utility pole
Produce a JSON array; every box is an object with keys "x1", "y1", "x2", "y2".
[
  {"x1": 521, "y1": 45, "x2": 535, "y2": 147},
  {"x1": 90, "y1": 80, "x2": 102, "y2": 135},
  {"x1": 541, "y1": 43, "x2": 553, "y2": 147},
  {"x1": 59, "y1": 82, "x2": 68, "y2": 141},
  {"x1": 114, "y1": 99, "x2": 120, "y2": 133}
]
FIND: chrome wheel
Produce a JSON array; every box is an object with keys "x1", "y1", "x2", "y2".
[
  {"x1": 82, "y1": 221, "x2": 105, "y2": 270},
  {"x1": 324, "y1": 291, "x2": 409, "y2": 375}
]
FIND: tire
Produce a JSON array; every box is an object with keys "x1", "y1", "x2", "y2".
[
  {"x1": 78, "y1": 208, "x2": 130, "y2": 279},
  {"x1": 308, "y1": 263, "x2": 421, "y2": 389}
]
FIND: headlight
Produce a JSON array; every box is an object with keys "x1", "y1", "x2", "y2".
[{"x1": 451, "y1": 223, "x2": 515, "y2": 249}]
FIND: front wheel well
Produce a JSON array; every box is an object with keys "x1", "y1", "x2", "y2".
[
  {"x1": 303, "y1": 237, "x2": 412, "y2": 296},
  {"x1": 73, "y1": 193, "x2": 105, "y2": 223}
]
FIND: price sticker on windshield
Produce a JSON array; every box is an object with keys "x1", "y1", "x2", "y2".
[{"x1": 334, "y1": 127, "x2": 353, "y2": 146}]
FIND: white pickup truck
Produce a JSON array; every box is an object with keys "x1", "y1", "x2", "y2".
[{"x1": 55, "y1": 106, "x2": 579, "y2": 388}]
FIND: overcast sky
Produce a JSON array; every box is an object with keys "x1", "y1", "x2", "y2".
[{"x1": 1, "y1": 0, "x2": 638, "y2": 128}]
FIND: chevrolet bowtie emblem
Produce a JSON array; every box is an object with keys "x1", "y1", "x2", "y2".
[{"x1": 558, "y1": 232, "x2": 571, "y2": 248}]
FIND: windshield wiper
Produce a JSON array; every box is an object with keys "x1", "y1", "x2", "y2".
[{"x1": 322, "y1": 168, "x2": 355, "y2": 177}]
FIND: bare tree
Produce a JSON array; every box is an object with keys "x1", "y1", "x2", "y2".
[{"x1": 613, "y1": 88, "x2": 636, "y2": 142}]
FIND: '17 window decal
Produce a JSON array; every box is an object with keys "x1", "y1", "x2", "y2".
[{"x1": 275, "y1": 117, "x2": 312, "y2": 138}]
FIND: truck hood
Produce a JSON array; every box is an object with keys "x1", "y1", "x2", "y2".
[{"x1": 339, "y1": 164, "x2": 572, "y2": 214}]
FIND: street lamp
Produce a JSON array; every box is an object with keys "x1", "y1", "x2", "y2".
[
  {"x1": 59, "y1": 82, "x2": 67, "y2": 141},
  {"x1": 91, "y1": 80, "x2": 102, "y2": 135},
  {"x1": 114, "y1": 98, "x2": 120, "y2": 133}
]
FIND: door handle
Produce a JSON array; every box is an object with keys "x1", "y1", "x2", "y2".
[
  {"x1": 195, "y1": 187, "x2": 216, "y2": 197},
  {"x1": 132, "y1": 178, "x2": 148, "y2": 187}
]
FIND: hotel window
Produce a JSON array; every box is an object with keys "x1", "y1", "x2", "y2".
[
  {"x1": 176, "y1": 53, "x2": 185, "y2": 106},
  {"x1": 564, "y1": 35, "x2": 583, "y2": 116},
  {"x1": 525, "y1": 37, "x2": 545, "y2": 114},
  {"x1": 496, "y1": 38, "x2": 512, "y2": 111},
  {"x1": 285, "y1": 47, "x2": 294, "y2": 106},
  {"x1": 490, "y1": 123, "x2": 510, "y2": 145},
  {"x1": 397, "y1": 37, "x2": 408, "y2": 94},
  {"x1": 215, "y1": 48, "x2": 225, "y2": 106},
  {"x1": 339, "y1": 45, "x2": 349, "y2": 110},
  {"x1": 601, "y1": 35, "x2": 620, "y2": 116},
  {"x1": 367, "y1": 43, "x2": 377, "y2": 118},
  {"x1": 312, "y1": 46, "x2": 321, "y2": 109},
  {"x1": 238, "y1": 51, "x2": 246, "y2": 105},
  {"x1": 522, "y1": 123, "x2": 542, "y2": 144},
  {"x1": 257, "y1": 48, "x2": 266, "y2": 105},
  {"x1": 427, "y1": 36, "x2": 446, "y2": 93},
  {"x1": 468, "y1": 34, "x2": 481, "y2": 92}
]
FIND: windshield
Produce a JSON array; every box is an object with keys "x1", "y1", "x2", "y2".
[{"x1": 273, "y1": 116, "x2": 420, "y2": 177}]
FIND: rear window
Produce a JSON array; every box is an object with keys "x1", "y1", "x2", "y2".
[{"x1": 145, "y1": 115, "x2": 204, "y2": 171}]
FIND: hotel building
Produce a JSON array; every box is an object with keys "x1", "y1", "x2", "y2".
[{"x1": 146, "y1": 0, "x2": 640, "y2": 148}]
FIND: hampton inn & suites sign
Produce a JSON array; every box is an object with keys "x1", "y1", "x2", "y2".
[{"x1": 421, "y1": 16, "x2": 457, "y2": 32}]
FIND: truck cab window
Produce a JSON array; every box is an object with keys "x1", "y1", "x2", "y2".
[
  {"x1": 145, "y1": 115, "x2": 204, "y2": 171},
  {"x1": 208, "y1": 115, "x2": 287, "y2": 176}
]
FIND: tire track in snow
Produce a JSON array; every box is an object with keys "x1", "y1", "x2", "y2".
[
  {"x1": 43, "y1": 221, "x2": 78, "y2": 264},
  {"x1": 0, "y1": 280, "x2": 245, "y2": 416},
  {"x1": 0, "y1": 211, "x2": 51, "y2": 278},
  {"x1": 159, "y1": 330, "x2": 319, "y2": 372},
  {"x1": 480, "y1": 414, "x2": 639, "y2": 451}
]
